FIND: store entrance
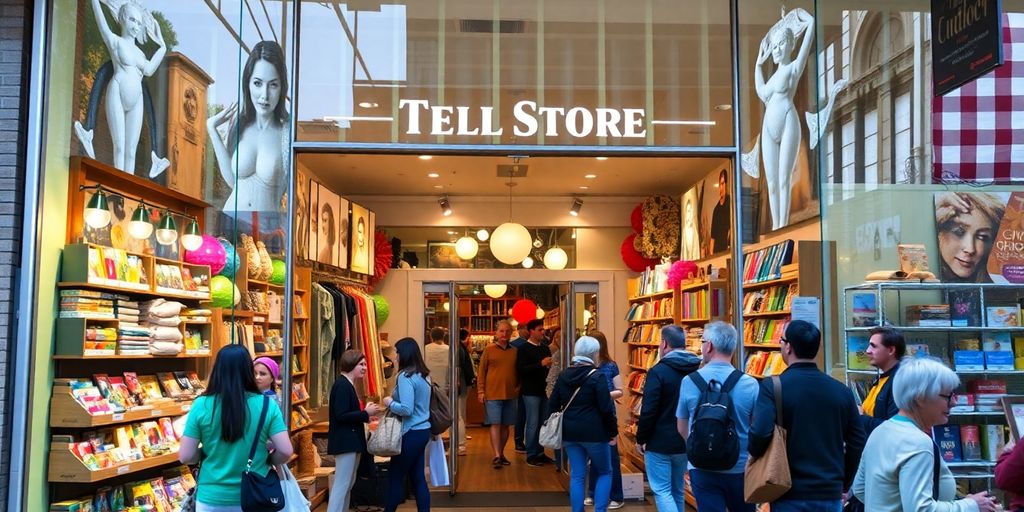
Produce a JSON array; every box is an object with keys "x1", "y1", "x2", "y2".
[{"x1": 423, "y1": 281, "x2": 598, "y2": 497}]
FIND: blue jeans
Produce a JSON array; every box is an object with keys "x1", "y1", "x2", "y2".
[
  {"x1": 384, "y1": 428, "x2": 431, "y2": 512},
  {"x1": 588, "y1": 444, "x2": 623, "y2": 501},
  {"x1": 770, "y1": 499, "x2": 842, "y2": 512},
  {"x1": 567, "y1": 442, "x2": 612, "y2": 512},
  {"x1": 522, "y1": 395, "x2": 548, "y2": 459},
  {"x1": 644, "y1": 451, "x2": 687, "y2": 512},
  {"x1": 688, "y1": 469, "x2": 754, "y2": 512}
]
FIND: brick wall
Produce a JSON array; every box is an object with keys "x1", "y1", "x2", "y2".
[{"x1": 0, "y1": 0, "x2": 31, "y2": 506}]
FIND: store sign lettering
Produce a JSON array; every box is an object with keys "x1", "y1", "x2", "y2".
[{"x1": 398, "y1": 99, "x2": 647, "y2": 138}]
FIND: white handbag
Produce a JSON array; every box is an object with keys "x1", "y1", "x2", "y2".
[
  {"x1": 279, "y1": 464, "x2": 311, "y2": 512},
  {"x1": 540, "y1": 369, "x2": 597, "y2": 450},
  {"x1": 367, "y1": 411, "x2": 403, "y2": 456}
]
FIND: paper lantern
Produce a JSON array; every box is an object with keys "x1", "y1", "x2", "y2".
[
  {"x1": 372, "y1": 294, "x2": 390, "y2": 326},
  {"x1": 270, "y1": 259, "x2": 287, "y2": 285},
  {"x1": 490, "y1": 222, "x2": 532, "y2": 264},
  {"x1": 184, "y1": 234, "x2": 227, "y2": 275},
  {"x1": 630, "y1": 202, "x2": 644, "y2": 233},
  {"x1": 210, "y1": 275, "x2": 240, "y2": 308},
  {"x1": 455, "y1": 236, "x2": 479, "y2": 260},
  {"x1": 667, "y1": 260, "x2": 699, "y2": 289},
  {"x1": 512, "y1": 299, "x2": 538, "y2": 325},
  {"x1": 543, "y1": 247, "x2": 568, "y2": 270},
  {"x1": 484, "y1": 284, "x2": 507, "y2": 298},
  {"x1": 218, "y1": 239, "x2": 240, "y2": 278},
  {"x1": 620, "y1": 233, "x2": 658, "y2": 272},
  {"x1": 536, "y1": 307, "x2": 545, "y2": 320}
]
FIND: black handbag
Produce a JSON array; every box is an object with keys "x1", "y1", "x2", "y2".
[{"x1": 241, "y1": 396, "x2": 285, "y2": 512}]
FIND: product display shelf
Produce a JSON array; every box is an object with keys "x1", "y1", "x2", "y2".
[
  {"x1": 458, "y1": 296, "x2": 522, "y2": 334},
  {"x1": 48, "y1": 445, "x2": 181, "y2": 483},
  {"x1": 287, "y1": 266, "x2": 314, "y2": 433},
  {"x1": 843, "y1": 281, "x2": 1024, "y2": 485},
  {"x1": 741, "y1": 241, "x2": 834, "y2": 378},
  {"x1": 50, "y1": 388, "x2": 194, "y2": 428}
]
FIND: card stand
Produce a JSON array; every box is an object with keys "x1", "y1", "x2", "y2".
[
  {"x1": 61, "y1": 243, "x2": 152, "y2": 292},
  {"x1": 48, "y1": 443, "x2": 180, "y2": 483},
  {"x1": 49, "y1": 387, "x2": 193, "y2": 428},
  {"x1": 55, "y1": 318, "x2": 120, "y2": 357}
]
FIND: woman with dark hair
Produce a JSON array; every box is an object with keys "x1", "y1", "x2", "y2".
[
  {"x1": 935, "y1": 192, "x2": 1006, "y2": 283},
  {"x1": 327, "y1": 350, "x2": 383, "y2": 512},
  {"x1": 318, "y1": 202, "x2": 336, "y2": 265},
  {"x1": 207, "y1": 40, "x2": 290, "y2": 215},
  {"x1": 382, "y1": 337, "x2": 432, "y2": 512},
  {"x1": 586, "y1": 331, "x2": 625, "y2": 509},
  {"x1": 179, "y1": 344, "x2": 293, "y2": 511}
]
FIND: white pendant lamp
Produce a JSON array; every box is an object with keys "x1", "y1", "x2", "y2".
[
  {"x1": 491, "y1": 222, "x2": 532, "y2": 264},
  {"x1": 521, "y1": 255, "x2": 535, "y2": 268},
  {"x1": 455, "y1": 235, "x2": 479, "y2": 260},
  {"x1": 476, "y1": 229, "x2": 490, "y2": 241},
  {"x1": 543, "y1": 247, "x2": 568, "y2": 270},
  {"x1": 536, "y1": 307, "x2": 545, "y2": 320},
  {"x1": 128, "y1": 203, "x2": 154, "y2": 240},
  {"x1": 484, "y1": 284, "x2": 507, "y2": 298}
]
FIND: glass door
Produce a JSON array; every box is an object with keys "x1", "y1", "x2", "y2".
[
  {"x1": 422, "y1": 282, "x2": 458, "y2": 495},
  {"x1": 555, "y1": 282, "x2": 599, "y2": 487}
]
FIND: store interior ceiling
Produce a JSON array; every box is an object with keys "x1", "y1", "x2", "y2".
[{"x1": 298, "y1": 153, "x2": 728, "y2": 247}]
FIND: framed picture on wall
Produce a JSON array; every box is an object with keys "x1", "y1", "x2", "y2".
[
  {"x1": 317, "y1": 187, "x2": 341, "y2": 267},
  {"x1": 337, "y1": 196, "x2": 349, "y2": 270},
  {"x1": 307, "y1": 180, "x2": 319, "y2": 262},
  {"x1": 368, "y1": 210, "x2": 376, "y2": 274},
  {"x1": 295, "y1": 169, "x2": 310, "y2": 262},
  {"x1": 350, "y1": 202, "x2": 370, "y2": 274},
  {"x1": 427, "y1": 242, "x2": 474, "y2": 269}
]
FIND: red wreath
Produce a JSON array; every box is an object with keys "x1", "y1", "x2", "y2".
[
  {"x1": 630, "y1": 202, "x2": 644, "y2": 233},
  {"x1": 369, "y1": 230, "x2": 393, "y2": 288},
  {"x1": 621, "y1": 233, "x2": 658, "y2": 272}
]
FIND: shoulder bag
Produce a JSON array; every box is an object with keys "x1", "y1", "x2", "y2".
[
  {"x1": 241, "y1": 396, "x2": 286, "y2": 512},
  {"x1": 367, "y1": 410, "x2": 403, "y2": 456},
  {"x1": 539, "y1": 368, "x2": 597, "y2": 450},
  {"x1": 428, "y1": 378, "x2": 453, "y2": 436},
  {"x1": 744, "y1": 375, "x2": 792, "y2": 503}
]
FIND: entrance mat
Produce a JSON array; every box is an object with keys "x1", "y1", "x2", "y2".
[{"x1": 428, "y1": 491, "x2": 569, "y2": 507}]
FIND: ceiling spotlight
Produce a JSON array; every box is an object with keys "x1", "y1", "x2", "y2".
[
  {"x1": 595, "y1": 156, "x2": 608, "y2": 161},
  {"x1": 476, "y1": 229, "x2": 490, "y2": 242},
  {"x1": 358, "y1": 101, "x2": 379, "y2": 108},
  {"x1": 419, "y1": 155, "x2": 433, "y2": 160},
  {"x1": 447, "y1": 230, "x2": 457, "y2": 235},
  {"x1": 84, "y1": 188, "x2": 111, "y2": 229},
  {"x1": 438, "y1": 196, "x2": 453, "y2": 216},
  {"x1": 714, "y1": 104, "x2": 733, "y2": 111},
  {"x1": 584, "y1": 174, "x2": 597, "y2": 179},
  {"x1": 433, "y1": 185, "x2": 444, "y2": 189},
  {"x1": 579, "y1": 186, "x2": 589, "y2": 190},
  {"x1": 128, "y1": 203, "x2": 154, "y2": 240},
  {"x1": 568, "y1": 197, "x2": 583, "y2": 217},
  {"x1": 427, "y1": 172, "x2": 439, "y2": 178}
]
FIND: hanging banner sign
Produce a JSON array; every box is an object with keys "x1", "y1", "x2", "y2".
[
  {"x1": 931, "y1": 0, "x2": 1004, "y2": 96},
  {"x1": 398, "y1": 99, "x2": 648, "y2": 139}
]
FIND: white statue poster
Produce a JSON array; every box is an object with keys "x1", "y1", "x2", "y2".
[
  {"x1": 680, "y1": 187, "x2": 701, "y2": 261},
  {"x1": 307, "y1": 180, "x2": 319, "y2": 263},
  {"x1": 743, "y1": 7, "x2": 847, "y2": 233},
  {"x1": 295, "y1": 168, "x2": 310, "y2": 262},
  {"x1": 337, "y1": 196, "x2": 350, "y2": 271}
]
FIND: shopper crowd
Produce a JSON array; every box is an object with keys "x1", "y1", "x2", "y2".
[{"x1": 190, "y1": 316, "x2": 1019, "y2": 512}]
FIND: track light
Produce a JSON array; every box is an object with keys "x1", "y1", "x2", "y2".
[
  {"x1": 568, "y1": 197, "x2": 583, "y2": 217},
  {"x1": 438, "y1": 196, "x2": 452, "y2": 216},
  {"x1": 84, "y1": 188, "x2": 111, "y2": 229},
  {"x1": 128, "y1": 203, "x2": 154, "y2": 240}
]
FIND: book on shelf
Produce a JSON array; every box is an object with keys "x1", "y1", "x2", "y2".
[
  {"x1": 934, "y1": 424, "x2": 963, "y2": 462},
  {"x1": 847, "y1": 335, "x2": 872, "y2": 370},
  {"x1": 906, "y1": 305, "x2": 951, "y2": 326},
  {"x1": 742, "y1": 240, "x2": 794, "y2": 284},
  {"x1": 960, "y1": 425, "x2": 982, "y2": 461},
  {"x1": 744, "y1": 351, "x2": 786, "y2": 377},
  {"x1": 980, "y1": 424, "x2": 1007, "y2": 461},
  {"x1": 987, "y1": 306, "x2": 1021, "y2": 327},
  {"x1": 850, "y1": 292, "x2": 879, "y2": 327},
  {"x1": 897, "y1": 244, "x2": 931, "y2": 273},
  {"x1": 950, "y1": 290, "x2": 982, "y2": 327}
]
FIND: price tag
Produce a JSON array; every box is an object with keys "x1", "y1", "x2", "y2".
[
  {"x1": 151, "y1": 410, "x2": 163, "y2": 417},
  {"x1": 117, "y1": 465, "x2": 130, "y2": 474},
  {"x1": 112, "y1": 413, "x2": 124, "y2": 421}
]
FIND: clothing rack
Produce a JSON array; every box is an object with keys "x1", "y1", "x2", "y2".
[{"x1": 311, "y1": 268, "x2": 369, "y2": 289}]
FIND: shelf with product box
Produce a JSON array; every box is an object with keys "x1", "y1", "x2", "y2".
[{"x1": 843, "y1": 281, "x2": 1024, "y2": 485}]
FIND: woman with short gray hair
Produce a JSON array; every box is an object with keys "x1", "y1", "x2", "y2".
[
  {"x1": 851, "y1": 357, "x2": 998, "y2": 511},
  {"x1": 547, "y1": 336, "x2": 618, "y2": 512}
]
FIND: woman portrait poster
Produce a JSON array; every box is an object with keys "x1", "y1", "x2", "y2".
[
  {"x1": 307, "y1": 180, "x2": 319, "y2": 263},
  {"x1": 680, "y1": 187, "x2": 701, "y2": 261},
  {"x1": 337, "y1": 196, "x2": 350, "y2": 270},
  {"x1": 934, "y1": 191, "x2": 1009, "y2": 283},
  {"x1": 294, "y1": 169, "x2": 310, "y2": 262},
  {"x1": 318, "y1": 188, "x2": 341, "y2": 267},
  {"x1": 350, "y1": 203, "x2": 370, "y2": 274}
]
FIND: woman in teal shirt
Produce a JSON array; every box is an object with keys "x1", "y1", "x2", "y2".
[
  {"x1": 179, "y1": 344, "x2": 294, "y2": 511},
  {"x1": 382, "y1": 337, "x2": 432, "y2": 512}
]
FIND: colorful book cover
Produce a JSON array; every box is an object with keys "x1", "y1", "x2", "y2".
[
  {"x1": 91, "y1": 374, "x2": 112, "y2": 398},
  {"x1": 137, "y1": 375, "x2": 165, "y2": 402},
  {"x1": 934, "y1": 424, "x2": 963, "y2": 462},
  {"x1": 148, "y1": 477, "x2": 173, "y2": 512},
  {"x1": 981, "y1": 424, "x2": 1006, "y2": 461},
  {"x1": 960, "y1": 425, "x2": 981, "y2": 461},
  {"x1": 122, "y1": 372, "x2": 144, "y2": 404},
  {"x1": 156, "y1": 372, "x2": 182, "y2": 398},
  {"x1": 847, "y1": 335, "x2": 871, "y2": 370},
  {"x1": 950, "y1": 289, "x2": 983, "y2": 327},
  {"x1": 898, "y1": 244, "x2": 931, "y2": 273},
  {"x1": 186, "y1": 372, "x2": 205, "y2": 393},
  {"x1": 987, "y1": 191, "x2": 1024, "y2": 284},
  {"x1": 987, "y1": 306, "x2": 1021, "y2": 327},
  {"x1": 130, "y1": 481, "x2": 157, "y2": 510}
]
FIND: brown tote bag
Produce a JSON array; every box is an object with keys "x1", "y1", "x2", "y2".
[{"x1": 744, "y1": 375, "x2": 792, "y2": 503}]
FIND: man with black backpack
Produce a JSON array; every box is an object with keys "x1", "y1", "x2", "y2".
[
  {"x1": 635, "y1": 324, "x2": 700, "y2": 511},
  {"x1": 677, "y1": 321, "x2": 759, "y2": 512}
]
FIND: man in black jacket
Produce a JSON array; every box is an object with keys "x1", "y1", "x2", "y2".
[
  {"x1": 456, "y1": 329, "x2": 477, "y2": 455},
  {"x1": 749, "y1": 320, "x2": 866, "y2": 511},
  {"x1": 517, "y1": 319, "x2": 554, "y2": 466},
  {"x1": 636, "y1": 324, "x2": 700, "y2": 511},
  {"x1": 860, "y1": 326, "x2": 904, "y2": 436}
]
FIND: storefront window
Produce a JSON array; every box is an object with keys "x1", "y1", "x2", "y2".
[{"x1": 295, "y1": 0, "x2": 734, "y2": 147}]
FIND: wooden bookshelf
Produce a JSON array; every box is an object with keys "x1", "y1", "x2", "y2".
[
  {"x1": 50, "y1": 391, "x2": 194, "y2": 428},
  {"x1": 48, "y1": 445, "x2": 181, "y2": 483},
  {"x1": 677, "y1": 276, "x2": 730, "y2": 354}
]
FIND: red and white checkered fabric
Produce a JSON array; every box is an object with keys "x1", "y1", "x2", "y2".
[{"x1": 932, "y1": 13, "x2": 1024, "y2": 184}]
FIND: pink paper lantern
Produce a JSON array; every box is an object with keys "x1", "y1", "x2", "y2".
[
  {"x1": 184, "y1": 234, "x2": 227, "y2": 275},
  {"x1": 511, "y1": 299, "x2": 538, "y2": 325}
]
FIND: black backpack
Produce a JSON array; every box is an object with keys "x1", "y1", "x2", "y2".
[{"x1": 686, "y1": 370, "x2": 742, "y2": 471}]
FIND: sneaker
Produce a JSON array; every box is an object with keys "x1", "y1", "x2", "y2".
[
  {"x1": 514, "y1": 446, "x2": 527, "y2": 453},
  {"x1": 525, "y1": 457, "x2": 544, "y2": 467},
  {"x1": 492, "y1": 457, "x2": 503, "y2": 469},
  {"x1": 608, "y1": 501, "x2": 624, "y2": 509},
  {"x1": 584, "y1": 497, "x2": 594, "y2": 506}
]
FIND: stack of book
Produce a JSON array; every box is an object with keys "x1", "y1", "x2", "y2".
[
  {"x1": 59, "y1": 290, "x2": 118, "y2": 321},
  {"x1": 743, "y1": 318, "x2": 790, "y2": 346},
  {"x1": 744, "y1": 351, "x2": 786, "y2": 378},
  {"x1": 742, "y1": 240, "x2": 795, "y2": 284},
  {"x1": 742, "y1": 283, "x2": 796, "y2": 315},
  {"x1": 85, "y1": 246, "x2": 149, "y2": 290},
  {"x1": 906, "y1": 305, "x2": 951, "y2": 327}
]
